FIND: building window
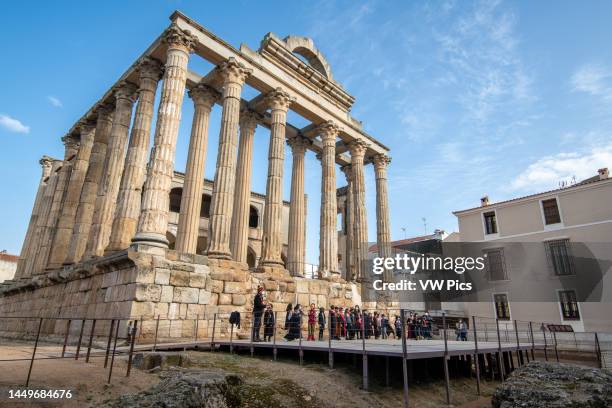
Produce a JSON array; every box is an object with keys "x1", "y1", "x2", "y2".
[
  {"x1": 249, "y1": 206, "x2": 259, "y2": 228},
  {"x1": 200, "y1": 194, "x2": 211, "y2": 218},
  {"x1": 483, "y1": 211, "x2": 498, "y2": 235},
  {"x1": 494, "y1": 294, "x2": 510, "y2": 320},
  {"x1": 559, "y1": 290, "x2": 580, "y2": 320},
  {"x1": 169, "y1": 188, "x2": 182, "y2": 213},
  {"x1": 485, "y1": 249, "x2": 507, "y2": 281},
  {"x1": 542, "y1": 198, "x2": 561, "y2": 225},
  {"x1": 545, "y1": 239, "x2": 574, "y2": 276}
]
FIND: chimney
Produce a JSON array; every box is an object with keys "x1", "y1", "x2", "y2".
[
  {"x1": 433, "y1": 229, "x2": 448, "y2": 240},
  {"x1": 598, "y1": 167, "x2": 609, "y2": 180},
  {"x1": 480, "y1": 195, "x2": 489, "y2": 207}
]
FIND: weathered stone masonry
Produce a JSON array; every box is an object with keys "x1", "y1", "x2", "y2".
[{"x1": 1, "y1": 11, "x2": 391, "y2": 339}]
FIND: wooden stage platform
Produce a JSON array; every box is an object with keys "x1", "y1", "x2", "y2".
[{"x1": 210, "y1": 338, "x2": 541, "y2": 360}]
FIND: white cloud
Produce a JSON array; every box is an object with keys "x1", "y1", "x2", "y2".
[
  {"x1": 0, "y1": 114, "x2": 30, "y2": 134},
  {"x1": 511, "y1": 144, "x2": 612, "y2": 192},
  {"x1": 571, "y1": 64, "x2": 612, "y2": 101},
  {"x1": 47, "y1": 96, "x2": 63, "y2": 108}
]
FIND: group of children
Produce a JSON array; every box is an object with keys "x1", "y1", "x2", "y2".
[{"x1": 260, "y1": 302, "x2": 439, "y2": 342}]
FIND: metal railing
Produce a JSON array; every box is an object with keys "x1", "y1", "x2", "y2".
[{"x1": 0, "y1": 311, "x2": 608, "y2": 406}]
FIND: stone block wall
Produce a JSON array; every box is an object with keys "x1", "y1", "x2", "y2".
[{"x1": 0, "y1": 246, "x2": 362, "y2": 341}]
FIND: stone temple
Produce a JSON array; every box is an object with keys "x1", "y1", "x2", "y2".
[{"x1": 0, "y1": 11, "x2": 392, "y2": 338}]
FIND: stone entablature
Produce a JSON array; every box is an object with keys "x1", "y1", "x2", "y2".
[{"x1": 258, "y1": 33, "x2": 354, "y2": 111}]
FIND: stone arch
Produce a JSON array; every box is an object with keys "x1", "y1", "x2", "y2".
[{"x1": 283, "y1": 36, "x2": 333, "y2": 80}]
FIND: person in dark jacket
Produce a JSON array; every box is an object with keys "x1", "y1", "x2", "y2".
[
  {"x1": 422, "y1": 312, "x2": 432, "y2": 339},
  {"x1": 318, "y1": 307, "x2": 326, "y2": 341},
  {"x1": 381, "y1": 314, "x2": 388, "y2": 339},
  {"x1": 284, "y1": 304, "x2": 302, "y2": 341},
  {"x1": 363, "y1": 310, "x2": 371, "y2": 339},
  {"x1": 335, "y1": 307, "x2": 342, "y2": 339},
  {"x1": 338, "y1": 307, "x2": 346, "y2": 339},
  {"x1": 252, "y1": 286, "x2": 266, "y2": 341},
  {"x1": 394, "y1": 315, "x2": 402, "y2": 338},
  {"x1": 284, "y1": 303, "x2": 293, "y2": 331},
  {"x1": 373, "y1": 312, "x2": 380, "y2": 339},
  {"x1": 345, "y1": 308, "x2": 353, "y2": 340},
  {"x1": 263, "y1": 304, "x2": 275, "y2": 341},
  {"x1": 355, "y1": 308, "x2": 362, "y2": 339}
]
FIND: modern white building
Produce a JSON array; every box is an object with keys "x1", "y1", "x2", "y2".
[
  {"x1": 452, "y1": 168, "x2": 612, "y2": 332},
  {"x1": 0, "y1": 251, "x2": 17, "y2": 283}
]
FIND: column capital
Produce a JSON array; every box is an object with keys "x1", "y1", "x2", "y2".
[
  {"x1": 113, "y1": 81, "x2": 138, "y2": 102},
  {"x1": 61, "y1": 134, "x2": 80, "y2": 150},
  {"x1": 137, "y1": 56, "x2": 164, "y2": 82},
  {"x1": 348, "y1": 140, "x2": 368, "y2": 159},
  {"x1": 316, "y1": 120, "x2": 340, "y2": 142},
  {"x1": 372, "y1": 154, "x2": 392, "y2": 170},
  {"x1": 188, "y1": 83, "x2": 219, "y2": 110},
  {"x1": 239, "y1": 108, "x2": 262, "y2": 132},
  {"x1": 76, "y1": 120, "x2": 96, "y2": 136},
  {"x1": 218, "y1": 57, "x2": 252, "y2": 86},
  {"x1": 264, "y1": 88, "x2": 294, "y2": 112},
  {"x1": 162, "y1": 23, "x2": 197, "y2": 53},
  {"x1": 39, "y1": 155, "x2": 54, "y2": 177},
  {"x1": 61, "y1": 134, "x2": 80, "y2": 161},
  {"x1": 286, "y1": 134, "x2": 311, "y2": 154},
  {"x1": 94, "y1": 103, "x2": 114, "y2": 122}
]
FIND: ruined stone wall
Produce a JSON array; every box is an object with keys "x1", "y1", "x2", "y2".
[{"x1": 0, "y1": 247, "x2": 360, "y2": 341}]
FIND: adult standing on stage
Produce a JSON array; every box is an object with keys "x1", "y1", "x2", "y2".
[{"x1": 252, "y1": 285, "x2": 266, "y2": 341}]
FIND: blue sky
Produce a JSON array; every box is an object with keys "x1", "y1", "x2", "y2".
[{"x1": 1, "y1": 0, "x2": 612, "y2": 263}]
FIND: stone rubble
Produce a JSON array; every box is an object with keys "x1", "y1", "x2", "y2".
[{"x1": 492, "y1": 361, "x2": 612, "y2": 408}]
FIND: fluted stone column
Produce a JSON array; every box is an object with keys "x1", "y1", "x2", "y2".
[
  {"x1": 341, "y1": 165, "x2": 355, "y2": 281},
  {"x1": 318, "y1": 121, "x2": 340, "y2": 278},
  {"x1": 132, "y1": 25, "x2": 196, "y2": 249},
  {"x1": 64, "y1": 106, "x2": 114, "y2": 264},
  {"x1": 259, "y1": 88, "x2": 293, "y2": 268},
  {"x1": 229, "y1": 110, "x2": 260, "y2": 262},
  {"x1": 286, "y1": 134, "x2": 309, "y2": 277},
  {"x1": 206, "y1": 58, "x2": 252, "y2": 259},
  {"x1": 85, "y1": 82, "x2": 138, "y2": 257},
  {"x1": 349, "y1": 140, "x2": 369, "y2": 282},
  {"x1": 47, "y1": 123, "x2": 96, "y2": 268},
  {"x1": 175, "y1": 84, "x2": 218, "y2": 254},
  {"x1": 373, "y1": 155, "x2": 392, "y2": 265},
  {"x1": 107, "y1": 58, "x2": 163, "y2": 252},
  {"x1": 15, "y1": 156, "x2": 54, "y2": 279},
  {"x1": 23, "y1": 160, "x2": 62, "y2": 277},
  {"x1": 35, "y1": 136, "x2": 79, "y2": 272}
]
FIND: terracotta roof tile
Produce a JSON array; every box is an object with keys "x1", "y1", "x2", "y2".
[{"x1": 0, "y1": 253, "x2": 18, "y2": 262}]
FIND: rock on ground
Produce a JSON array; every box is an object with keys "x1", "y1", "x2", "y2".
[
  {"x1": 492, "y1": 361, "x2": 611, "y2": 408},
  {"x1": 98, "y1": 370, "x2": 242, "y2": 408}
]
